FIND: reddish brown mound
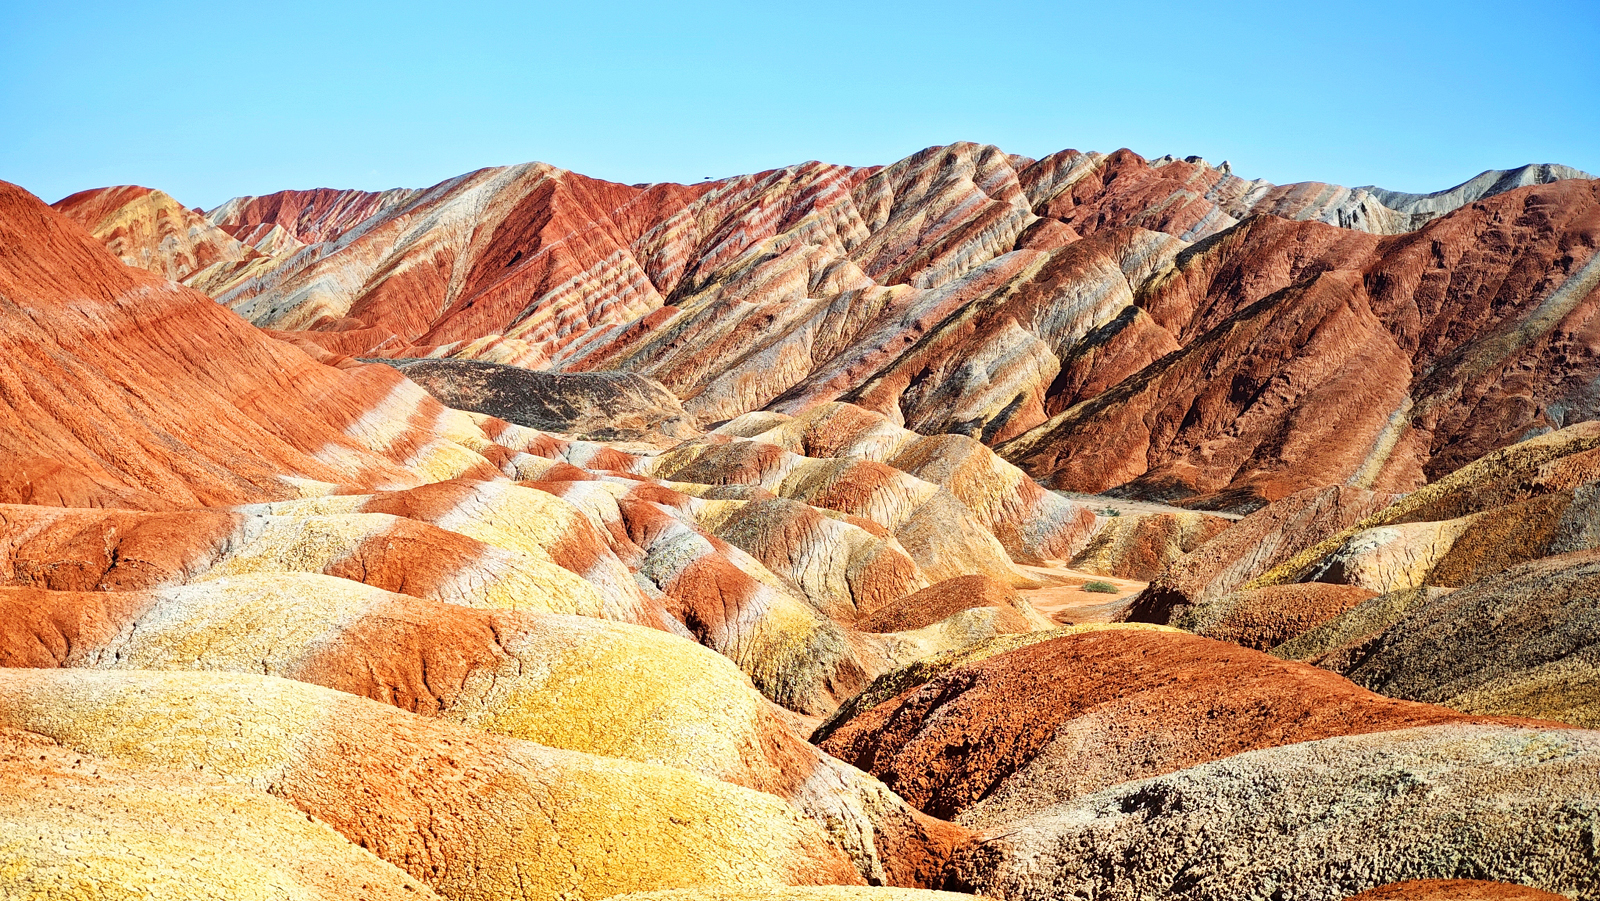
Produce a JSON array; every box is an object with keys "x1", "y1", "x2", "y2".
[
  {"x1": 209, "y1": 186, "x2": 421, "y2": 244},
  {"x1": 855, "y1": 576, "x2": 1031, "y2": 634},
  {"x1": 52, "y1": 185, "x2": 262, "y2": 284},
  {"x1": 0, "y1": 506, "x2": 247, "y2": 590},
  {"x1": 818, "y1": 629, "x2": 1522, "y2": 823},
  {"x1": 1345, "y1": 881, "x2": 1567, "y2": 901},
  {"x1": 1173, "y1": 582, "x2": 1378, "y2": 650}
]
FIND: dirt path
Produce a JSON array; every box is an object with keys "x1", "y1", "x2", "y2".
[{"x1": 1016, "y1": 563, "x2": 1147, "y2": 624}]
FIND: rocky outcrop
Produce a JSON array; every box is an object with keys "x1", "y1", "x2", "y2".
[
  {"x1": 1066, "y1": 508, "x2": 1231, "y2": 581},
  {"x1": 704, "y1": 403, "x2": 1098, "y2": 567},
  {"x1": 809, "y1": 624, "x2": 1180, "y2": 746},
  {"x1": 1126, "y1": 484, "x2": 1395, "y2": 624},
  {"x1": 1248, "y1": 420, "x2": 1600, "y2": 592},
  {"x1": 944, "y1": 725, "x2": 1600, "y2": 901},
  {"x1": 1194, "y1": 423, "x2": 1600, "y2": 727},
  {"x1": 854, "y1": 576, "x2": 1042, "y2": 634},
  {"x1": 1363, "y1": 163, "x2": 1596, "y2": 226},
  {"x1": 209, "y1": 186, "x2": 424, "y2": 244},
  {"x1": 50, "y1": 185, "x2": 281, "y2": 295},
  {"x1": 1312, "y1": 550, "x2": 1600, "y2": 729},
  {"x1": 1172, "y1": 582, "x2": 1377, "y2": 650},
  {"x1": 0, "y1": 499, "x2": 664, "y2": 628}
]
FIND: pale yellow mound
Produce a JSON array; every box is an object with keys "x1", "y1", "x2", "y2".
[
  {"x1": 0, "y1": 727, "x2": 438, "y2": 901},
  {"x1": 0, "y1": 668, "x2": 863, "y2": 901}
]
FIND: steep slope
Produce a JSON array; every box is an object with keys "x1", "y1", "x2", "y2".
[
  {"x1": 0, "y1": 180, "x2": 509, "y2": 509},
  {"x1": 209, "y1": 186, "x2": 425, "y2": 244},
  {"x1": 66, "y1": 149, "x2": 1599, "y2": 513},
  {"x1": 1001, "y1": 180, "x2": 1600, "y2": 509},
  {"x1": 1150, "y1": 421, "x2": 1600, "y2": 728},
  {"x1": 1289, "y1": 551, "x2": 1600, "y2": 728}
]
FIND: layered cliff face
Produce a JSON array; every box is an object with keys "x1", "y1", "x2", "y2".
[
  {"x1": 1001, "y1": 180, "x2": 1600, "y2": 508},
  {"x1": 62, "y1": 146, "x2": 1598, "y2": 511}
]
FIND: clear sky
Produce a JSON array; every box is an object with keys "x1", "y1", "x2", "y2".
[{"x1": 4, "y1": 0, "x2": 1597, "y2": 210}]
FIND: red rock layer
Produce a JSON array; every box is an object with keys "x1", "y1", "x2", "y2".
[
  {"x1": 70, "y1": 148, "x2": 1600, "y2": 513},
  {"x1": 818, "y1": 629, "x2": 1525, "y2": 821}
]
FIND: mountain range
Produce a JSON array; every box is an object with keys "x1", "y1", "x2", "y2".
[{"x1": 1, "y1": 143, "x2": 1597, "y2": 900}]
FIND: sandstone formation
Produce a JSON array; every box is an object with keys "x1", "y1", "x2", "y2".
[
  {"x1": 1271, "y1": 586, "x2": 1456, "y2": 672},
  {"x1": 1171, "y1": 582, "x2": 1378, "y2": 650},
  {"x1": 0, "y1": 179, "x2": 511, "y2": 508},
  {"x1": 51, "y1": 185, "x2": 288, "y2": 295},
  {"x1": 1065, "y1": 507, "x2": 1231, "y2": 581},
  {"x1": 1252, "y1": 420, "x2": 1600, "y2": 593},
  {"x1": 0, "y1": 571, "x2": 974, "y2": 886},
  {"x1": 1308, "y1": 551, "x2": 1600, "y2": 729},
  {"x1": 6, "y1": 140, "x2": 1599, "y2": 901},
  {"x1": 809, "y1": 624, "x2": 1180, "y2": 746},
  {"x1": 1128, "y1": 484, "x2": 1396, "y2": 624},
  {"x1": 1363, "y1": 163, "x2": 1596, "y2": 225},
  {"x1": 1161, "y1": 421, "x2": 1600, "y2": 728},
  {"x1": 944, "y1": 725, "x2": 1600, "y2": 901},
  {"x1": 854, "y1": 576, "x2": 1040, "y2": 634},
  {"x1": 998, "y1": 182, "x2": 1600, "y2": 509}
]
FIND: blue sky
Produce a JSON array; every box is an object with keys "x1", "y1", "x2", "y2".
[{"x1": 3, "y1": 1, "x2": 1597, "y2": 209}]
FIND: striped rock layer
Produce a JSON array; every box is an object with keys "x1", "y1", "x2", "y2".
[{"x1": 57, "y1": 148, "x2": 1600, "y2": 511}]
